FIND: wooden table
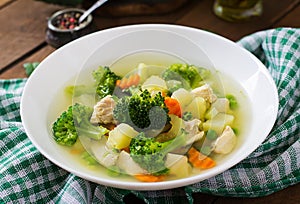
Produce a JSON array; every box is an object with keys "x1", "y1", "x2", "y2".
[{"x1": 0, "y1": 0, "x2": 299, "y2": 203}]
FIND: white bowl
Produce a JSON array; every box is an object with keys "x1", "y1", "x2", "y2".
[{"x1": 20, "y1": 24, "x2": 278, "y2": 191}]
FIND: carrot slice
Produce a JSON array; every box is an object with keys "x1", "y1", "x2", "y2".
[
  {"x1": 134, "y1": 174, "x2": 166, "y2": 182},
  {"x1": 164, "y1": 97, "x2": 182, "y2": 117},
  {"x1": 187, "y1": 147, "x2": 216, "y2": 169},
  {"x1": 116, "y1": 74, "x2": 140, "y2": 89},
  {"x1": 116, "y1": 79, "x2": 121, "y2": 87},
  {"x1": 121, "y1": 146, "x2": 130, "y2": 153}
]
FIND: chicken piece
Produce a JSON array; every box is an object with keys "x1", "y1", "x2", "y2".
[
  {"x1": 191, "y1": 84, "x2": 217, "y2": 103},
  {"x1": 213, "y1": 126, "x2": 237, "y2": 154},
  {"x1": 184, "y1": 119, "x2": 204, "y2": 145},
  {"x1": 90, "y1": 95, "x2": 116, "y2": 124},
  {"x1": 171, "y1": 119, "x2": 204, "y2": 154},
  {"x1": 116, "y1": 151, "x2": 148, "y2": 175}
]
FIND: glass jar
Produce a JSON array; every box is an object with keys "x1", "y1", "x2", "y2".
[
  {"x1": 46, "y1": 8, "x2": 95, "y2": 48},
  {"x1": 213, "y1": 0, "x2": 263, "y2": 22}
]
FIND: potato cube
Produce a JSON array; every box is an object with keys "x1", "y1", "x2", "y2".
[
  {"x1": 165, "y1": 153, "x2": 192, "y2": 178},
  {"x1": 203, "y1": 113, "x2": 234, "y2": 134}
]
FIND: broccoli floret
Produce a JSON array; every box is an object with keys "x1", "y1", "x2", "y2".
[
  {"x1": 52, "y1": 105, "x2": 78, "y2": 146},
  {"x1": 92, "y1": 66, "x2": 121, "y2": 99},
  {"x1": 63, "y1": 66, "x2": 120, "y2": 99},
  {"x1": 52, "y1": 103, "x2": 109, "y2": 146},
  {"x1": 113, "y1": 89, "x2": 170, "y2": 131},
  {"x1": 129, "y1": 130, "x2": 187, "y2": 175},
  {"x1": 162, "y1": 64, "x2": 210, "y2": 90}
]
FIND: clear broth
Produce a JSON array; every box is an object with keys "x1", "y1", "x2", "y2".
[{"x1": 48, "y1": 50, "x2": 252, "y2": 181}]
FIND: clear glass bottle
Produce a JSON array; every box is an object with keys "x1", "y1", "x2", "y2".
[{"x1": 213, "y1": 0, "x2": 263, "y2": 22}]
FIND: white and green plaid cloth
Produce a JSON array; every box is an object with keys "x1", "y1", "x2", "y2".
[{"x1": 1, "y1": 27, "x2": 299, "y2": 203}]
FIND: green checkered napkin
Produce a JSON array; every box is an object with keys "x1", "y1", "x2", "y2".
[{"x1": 1, "y1": 28, "x2": 299, "y2": 203}]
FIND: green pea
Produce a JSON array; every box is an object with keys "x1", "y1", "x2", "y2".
[{"x1": 226, "y1": 94, "x2": 238, "y2": 110}]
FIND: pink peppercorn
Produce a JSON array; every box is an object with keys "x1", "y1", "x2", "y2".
[{"x1": 53, "y1": 11, "x2": 83, "y2": 30}]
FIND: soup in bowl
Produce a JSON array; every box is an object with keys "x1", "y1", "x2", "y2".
[{"x1": 21, "y1": 24, "x2": 278, "y2": 190}]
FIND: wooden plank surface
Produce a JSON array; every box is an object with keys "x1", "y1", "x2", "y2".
[
  {"x1": 0, "y1": 0, "x2": 63, "y2": 72},
  {"x1": 175, "y1": 0, "x2": 300, "y2": 41},
  {"x1": 0, "y1": 45, "x2": 55, "y2": 79},
  {"x1": 274, "y1": 4, "x2": 300, "y2": 27},
  {"x1": 92, "y1": 0, "x2": 200, "y2": 30},
  {"x1": 0, "y1": 0, "x2": 13, "y2": 8},
  {"x1": 91, "y1": 0, "x2": 299, "y2": 41}
]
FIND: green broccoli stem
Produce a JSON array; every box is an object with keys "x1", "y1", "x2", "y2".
[
  {"x1": 159, "y1": 128, "x2": 187, "y2": 155},
  {"x1": 129, "y1": 129, "x2": 187, "y2": 175},
  {"x1": 65, "y1": 85, "x2": 96, "y2": 97},
  {"x1": 76, "y1": 125, "x2": 109, "y2": 140}
]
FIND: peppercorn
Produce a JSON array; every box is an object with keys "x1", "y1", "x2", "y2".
[{"x1": 53, "y1": 11, "x2": 84, "y2": 30}]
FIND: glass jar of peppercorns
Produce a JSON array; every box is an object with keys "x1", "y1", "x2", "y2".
[{"x1": 46, "y1": 8, "x2": 95, "y2": 48}]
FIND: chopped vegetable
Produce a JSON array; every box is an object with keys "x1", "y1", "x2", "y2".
[
  {"x1": 107, "y1": 123, "x2": 138, "y2": 149},
  {"x1": 129, "y1": 130, "x2": 187, "y2": 175},
  {"x1": 51, "y1": 62, "x2": 243, "y2": 182},
  {"x1": 185, "y1": 96, "x2": 207, "y2": 120},
  {"x1": 90, "y1": 137, "x2": 119, "y2": 168},
  {"x1": 182, "y1": 111, "x2": 193, "y2": 121},
  {"x1": 162, "y1": 64, "x2": 209, "y2": 89},
  {"x1": 52, "y1": 103, "x2": 109, "y2": 146},
  {"x1": 211, "y1": 98, "x2": 230, "y2": 113},
  {"x1": 200, "y1": 146, "x2": 212, "y2": 156},
  {"x1": 226, "y1": 94, "x2": 238, "y2": 110},
  {"x1": 64, "y1": 84, "x2": 96, "y2": 97},
  {"x1": 187, "y1": 147, "x2": 216, "y2": 169},
  {"x1": 164, "y1": 97, "x2": 182, "y2": 117},
  {"x1": 203, "y1": 113, "x2": 235, "y2": 134},
  {"x1": 116, "y1": 73, "x2": 140, "y2": 89},
  {"x1": 165, "y1": 153, "x2": 191, "y2": 178},
  {"x1": 116, "y1": 151, "x2": 148, "y2": 175},
  {"x1": 52, "y1": 105, "x2": 78, "y2": 146},
  {"x1": 113, "y1": 89, "x2": 170, "y2": 131},
  {"x1": 206, "y1": 129, "x2": 218, "y2": 140},
  {"x1": 134, "y1": 174, "x2": 166, "y2": 182},
  {"x1": 171, "y1": 88, "x2": 194, "y2": 108},
  {"x1": 141, "y1": 75, "x2": 168, "y2": 94},
  {"x1": 93, "y1": 66, "x2": 121, "y2": 99}
]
